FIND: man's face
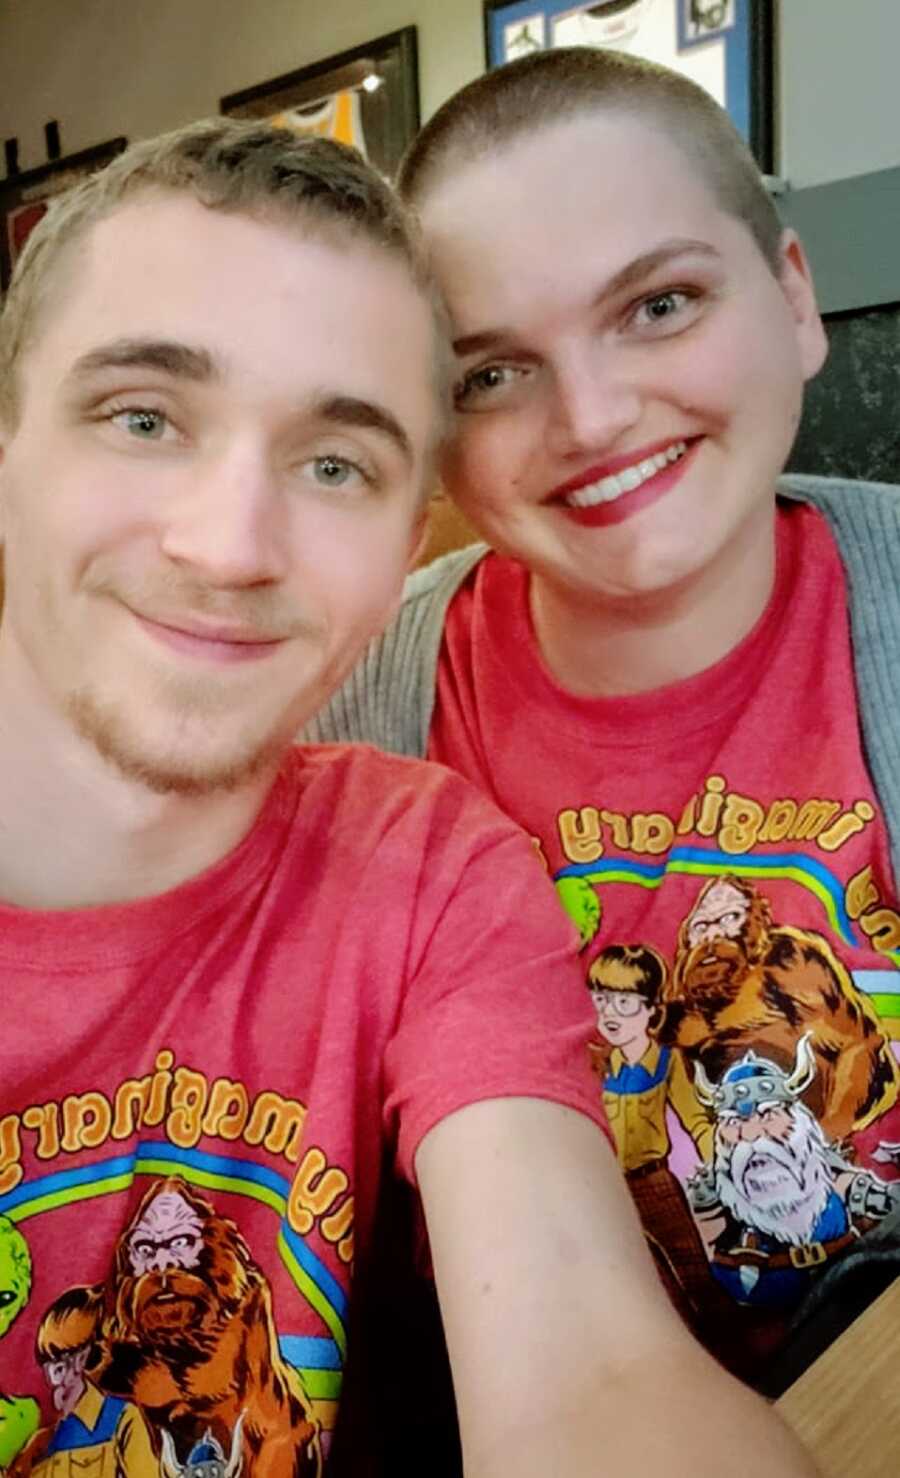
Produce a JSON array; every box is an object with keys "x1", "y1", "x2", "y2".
[
  {"x1": 128, "y1": 1189, "x2": 204, "y2": 1275},
  {"x1": 421, "y1": 112, "x2": 826, "y2": 608},
  {"x1": 0, "y1": 193, "x2": 435, "y2": 794}
]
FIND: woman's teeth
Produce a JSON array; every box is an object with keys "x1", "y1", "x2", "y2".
[{"x1": 565, "y1": 440, "x2": 688, "y2": 508}]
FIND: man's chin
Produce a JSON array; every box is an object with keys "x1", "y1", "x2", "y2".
[{"x1": 66, "y1": 691, "x2": 288, "y2": 798}]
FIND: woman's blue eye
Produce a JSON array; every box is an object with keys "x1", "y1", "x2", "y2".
[
  {"x1": 635, "y1": 290, "x2": 693, "y2": 327},
  {"x1": 455, "y1": 363, "x2": 523, "y2": 407},
  {"x1": 648, "y1": 294, "x2": 679, "y2": 318},
  {"x1": 472, "y1": 367, "x2": 507, "y2": 391}
]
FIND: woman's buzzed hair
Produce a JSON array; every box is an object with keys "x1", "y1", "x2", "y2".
[
  {"x1": 398, "y1": 46, "x2": 782, "y2": 270},
  {"x1": 0, "y1": 117, "x2": 434, "y2": 430}
]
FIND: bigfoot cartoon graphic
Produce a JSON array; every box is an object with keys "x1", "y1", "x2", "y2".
[
  {"x1": 666, "y1": 875, "x2": 900, "y2": 1140},
  {"x1": 687, "y1": 1035, "x2": 900, "y2": 1308},
  {"x1": 93, "y1": 1176, "x2": 322, "y2": 1478}
]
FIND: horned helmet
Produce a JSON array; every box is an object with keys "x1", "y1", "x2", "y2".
[
  {"x1": 693, "y1": 1032, "x2": 817, "y2": 1120},
  {"x1": 160, "y1": 1415, "x2": 244, "y2": 1478}
]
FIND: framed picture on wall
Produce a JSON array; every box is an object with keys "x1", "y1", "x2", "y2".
[
  {"x1": 483, "y1": 0, "x2": 774, "y2": 169},
  {"x1": 0, "y1": 136, "x2": 127, "y2": 293},
  {"x1": 221, "y1": 27, "x2": 420, "y2": 180}
]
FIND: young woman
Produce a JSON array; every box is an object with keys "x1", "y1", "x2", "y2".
[{"x1": 308, "y1": 46, "x2": 900, "y2": 1392}]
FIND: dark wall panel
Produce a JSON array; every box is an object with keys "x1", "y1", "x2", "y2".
[{"x1": 787, "y1": 302, "x2": 900, "y2": 486}]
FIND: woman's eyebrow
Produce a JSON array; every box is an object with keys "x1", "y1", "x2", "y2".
[
  {"x1": 592, "y1": 238, "x2": 721, "y2": 304},
  {"x1": 451, "y1": 238, "x2": 721, "y2": 357}
]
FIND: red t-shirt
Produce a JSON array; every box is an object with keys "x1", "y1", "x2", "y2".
[
  {"x1": 431, "y1": 501, "x2": 900, "y2": 1382},
  {"x1": 0, "y1": 744, "x2": 604, "y2": 1472}
]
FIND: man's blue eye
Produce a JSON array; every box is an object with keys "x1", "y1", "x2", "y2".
[
  {"x1": 123, "y1": 409, "x2": 166, "y2": 439},
  {"x1": 314, "y1": 456, "x2": 353, "y2": 486}
]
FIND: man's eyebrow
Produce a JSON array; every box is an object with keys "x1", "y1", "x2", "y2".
[
  {"x1": 67, "y1": 338, "x2": 219, "y2": 383},
  {"x1": 314, "y1": 394, "x2": 413, "y2": 468},
  {"x1": 451, "y1": 238, "x2": 721, "y2": 357}
]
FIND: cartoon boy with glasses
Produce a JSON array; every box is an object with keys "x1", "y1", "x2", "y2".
[{"x1": 587, "y1": 944, "x2": 730, "y2": 1336}]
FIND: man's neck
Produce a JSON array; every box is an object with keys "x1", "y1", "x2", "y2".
[
  {"x1": 530, "y1": 511, "x2": 777, "y2": 698},
  {"x1": 0, "y1": 678, "x2": 276, "y2": 912}
]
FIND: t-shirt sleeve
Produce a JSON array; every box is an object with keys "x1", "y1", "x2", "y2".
[{"x1": 382, "y1": 787, "x2": 611, "y2": 1182}]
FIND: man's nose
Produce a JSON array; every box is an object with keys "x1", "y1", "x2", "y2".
[
  {"x1": 546, "y1": 344, "x2": 642, "y2": 459},
  {"x1": 160, "y1": 443, "x2": 291, "y2": 587}
]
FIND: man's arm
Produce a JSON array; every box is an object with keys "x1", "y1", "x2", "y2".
[{"x1": 417, "y1": 1096, "x2": 819, "y2": 1478}]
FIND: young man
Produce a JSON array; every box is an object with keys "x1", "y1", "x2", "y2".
[
  {"x1": 306, "y1": 47, "x2": 900, "y2": 1394},
  {"x1": 0, "y1": 119, "x2": 815, "y2": 1476}
]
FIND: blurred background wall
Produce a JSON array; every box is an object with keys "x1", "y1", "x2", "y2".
[{"x1": 0, "y1": 0, "x2": 897, "y2": 511}]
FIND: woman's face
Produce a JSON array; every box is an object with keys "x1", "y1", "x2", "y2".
[{"x1": 419, "y1": 112, "x2": 825, "y2": 607}]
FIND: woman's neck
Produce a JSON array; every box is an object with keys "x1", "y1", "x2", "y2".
[{"x1": 529, "y1": 512, "x2": 777, "y2": 698}]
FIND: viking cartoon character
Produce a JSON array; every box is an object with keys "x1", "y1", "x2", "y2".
[
  {"x1": 666, "y1": 875, "x2": 900, "y2": 1140},
  {"x1": 93, "y1": 1176, "x2": 321, "y2": 1478},
  {"x1": 161, "y1": 1416, "x2": 244, "y2": 1478},
  {"x1": 0, "y1": 1216, "x2": 40, "y2": 1469},
  {"x1": 688, "y1": 1035, "x2": 900, "y2": 1308},
  {"x1": 7, "y1": 1283, "x2": 157, "y2": 1477}
]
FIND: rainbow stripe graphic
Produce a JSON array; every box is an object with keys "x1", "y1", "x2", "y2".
[{"x1": 556, "y1": 845, "x2": 900, "y2": 1026}]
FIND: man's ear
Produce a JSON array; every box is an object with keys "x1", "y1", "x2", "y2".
[
  {"x1": 0, "y1": 437, "x2": 7, "y2": 544},
  {"x1": 777, "y1": 229, "x2": 828, "y2": 381},
  {"x1": 406, "y1": 504, "x2": 430, "y2": 572}
]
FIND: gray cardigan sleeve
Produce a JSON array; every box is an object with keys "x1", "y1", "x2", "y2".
[
  {"x1": 778, "y1": 474, "x2": 900, "y2": 880},
  {"x1": 302, "y1": 543, "x2": 487, "y2": 757}
]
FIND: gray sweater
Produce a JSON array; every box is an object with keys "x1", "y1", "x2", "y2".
[{"x1": 306, "y1": 476, "x2": 900, "y2": 879}]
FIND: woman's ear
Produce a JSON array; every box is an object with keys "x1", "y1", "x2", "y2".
[{"x1": 777, "y1": 229, "x2": 828, "y2": 381}]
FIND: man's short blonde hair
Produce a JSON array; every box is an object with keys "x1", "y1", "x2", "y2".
[{"x1": 0, "y1": 117, "x2": 443, "y2": 432}]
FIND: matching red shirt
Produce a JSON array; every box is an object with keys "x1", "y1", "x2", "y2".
[{"x1": 431, "y1": 501, "x2": 900, "y2": 1382}]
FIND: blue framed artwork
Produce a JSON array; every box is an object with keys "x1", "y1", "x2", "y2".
[{"x1": 483, "y1": 0, "x2": 773, "y2": 169}]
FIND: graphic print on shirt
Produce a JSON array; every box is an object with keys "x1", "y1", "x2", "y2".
[
  {"x1": 0, "y1": 1050, "x2": 355, "y2": 1475},
  {"x1": 545, "y1": 773, "x2": 900, "y2": 1370},
  {"x1": 159, "y1": 1417, "x2": 245, "y2": 1478},
  {"x1": 0, "y1": 1217, "x2": 40, "y2": 1467},
  {"x1": 8, "y1": 1177, "x2": 319, "y2": 1477}
]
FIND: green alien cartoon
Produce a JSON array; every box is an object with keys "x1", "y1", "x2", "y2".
[
  {"x1": 555, "y1": 875, "x2": 602, "y2": 950},
  {"x1": 0, "y1": 1215, "x2": 40, "y2": 1468}
]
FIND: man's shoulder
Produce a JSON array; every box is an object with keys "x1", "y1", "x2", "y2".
[{"x1": 291, "y1": 740, "x2": 517, "y2": 838}]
